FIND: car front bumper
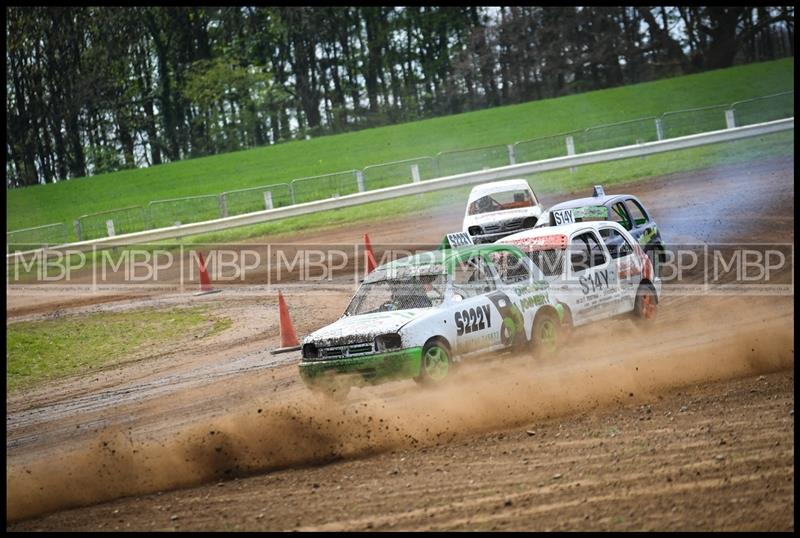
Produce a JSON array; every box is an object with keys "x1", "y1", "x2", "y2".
[{"x1": 299, "y1": 347, "x2": 423, "y2": 387}]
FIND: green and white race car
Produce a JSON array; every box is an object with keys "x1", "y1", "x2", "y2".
[{"x1": 298, "y1": 240, "x2": 565, "y2": 400}]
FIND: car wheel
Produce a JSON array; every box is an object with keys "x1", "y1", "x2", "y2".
[
  {"x1": 531, "y1": 310, "x2": 560, "y2": 359},
  {"x1": 414, "y1": 339, "x2": 452, "y2": 385},
  {"x1": 633, "y1": 283, "x2": 658, "y2": 322}
]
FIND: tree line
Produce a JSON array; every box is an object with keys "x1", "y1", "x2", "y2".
[{"x1": 6, "y1": 6, "x2": 794, "y2": 188}]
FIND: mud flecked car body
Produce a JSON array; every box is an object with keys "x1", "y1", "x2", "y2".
[
  {"x1": 298, "y1": 243, "x2": 565, "y2": 399},
  {"x1": 498, "y1": 220, "x2": 662, "y2": 331},
  {"x1": 535, "y1": 186, "x2": 664, "y2": 256},
  {"x1": 462, "y1": 179, "x2": 544, "y2": 244}
]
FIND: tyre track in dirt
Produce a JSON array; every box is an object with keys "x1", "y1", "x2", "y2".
[
  {"x1": 5, "y1": 155, "x2": 794, "y2": 528},
  {"x1": 9, "y1": 370, "x2": 792, "y2": 531}
]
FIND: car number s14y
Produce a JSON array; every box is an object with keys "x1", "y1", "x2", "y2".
[{"x1": 552, "y1": 209, "x2": 575, "y2": 225}]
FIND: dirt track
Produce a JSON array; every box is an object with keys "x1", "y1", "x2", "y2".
[{"x1": 6, "y1": 155, "x2": 795, "y2": 530}]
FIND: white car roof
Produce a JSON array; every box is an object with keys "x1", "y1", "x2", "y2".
[
  {"x1": 468, "y1": 179, "x2": 532, "y2": 201},
  {"x1": 499, "y1": 220, "x2": 629, "y2": 243}
]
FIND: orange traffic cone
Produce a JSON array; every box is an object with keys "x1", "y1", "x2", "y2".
[
  {"x1": 194, "y1": 251, "x2": 221, "y2": 296},
  {"x1": 364, "y1": 233, "x2": 377, "y2": 275},
  {"x1": 271, "y1": 290, "x2": 301, "y2": 354}
]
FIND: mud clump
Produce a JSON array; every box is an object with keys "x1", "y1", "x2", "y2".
[{"x1": 6, "y1": 298, "x2": 793, "y2": 523}]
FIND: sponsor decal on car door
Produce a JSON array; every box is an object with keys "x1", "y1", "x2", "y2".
[
  {"x1": 599, "y1": 226, "x2": 640, "y2": 315},
  {"x1": 451, "y1": 256, "x2": 502, "y2": 354},
  {"x1": 567, "y1": 231, "x2": 622, "y2": 324}
]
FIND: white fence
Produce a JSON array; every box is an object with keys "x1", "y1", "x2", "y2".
[
  {"x1": 10, "y1": 90, "x2": 793, "y2": 247},
  {"x1": 6, "y1": 117, "x2": 793, "y2": 262}
]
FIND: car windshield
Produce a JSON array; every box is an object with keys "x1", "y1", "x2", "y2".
[
  {"x1": 468, "y1": 189, "x2": 534, "y2": 215},
  {"x1": 344, "y1": 273, "x2": 447, "y2": 316}
]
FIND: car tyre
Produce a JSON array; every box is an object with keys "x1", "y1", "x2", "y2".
[
  {"x1": 531, "y1": 310, "x2": 561, "y2": 360},
  {"x1": 633, "y1": 282, "x2": 658, "y2": 322},
  {"x1": 414, "y1": 339, "x2": 452, "y2": 386}
]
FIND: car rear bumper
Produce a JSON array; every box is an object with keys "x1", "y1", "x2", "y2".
[{"x1": 299, "y1": 347, "x2": 423, "y2": 387}]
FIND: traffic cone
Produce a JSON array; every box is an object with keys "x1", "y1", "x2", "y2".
[
  {"x1": 271, "y1": 290, "x2": 301, "y2": 354},
  {"x1": 364, "y1": 233, "x2": 377, "y2": 275},
  {"x1": 194, "y1": 251, "x2": 221, "y2": 296}
]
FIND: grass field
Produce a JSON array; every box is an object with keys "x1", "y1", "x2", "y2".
[
  {"x1": 6, "y1": 127, "x2": 792, "y2": 282},
  {"x1": 6, "y1": 306, "x2": 232, "y2": 392},
  {"x1": 6, "y1": 58, "x2": 794, "y2": 236}
]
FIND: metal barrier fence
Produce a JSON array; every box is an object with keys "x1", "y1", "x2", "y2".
[
  {"x1": 575, "y1": 117, "x2": 659, "y2": 153},
  {"x1": 148, "y1": 194, "x2": 224, "y2": 229},
  {"x1": 222, "y1": 183, "x2": 294, "y2": 217},
  {"x1": 660, "y1": 104, "x2": 731, "y2": 139},
  {"x1": 8, "y1": 118, "x2": 792, "y2": 260},
  {"x1": 8, "y1": 90, "x2": 794, "y2": 243},
  {"x1": 513, "y1": 131, "x2": 578, "y2": 164},
  {"x1": 731, "y1": 91, "x2": 794, "y2": 127},
  {"x1": 6, "y1": 223, "x2": 68, "y2": 252},
  {"x1": 437, "y1": 144, "x2": 512, "y2": 177},
  {"x1": 290, "y1": 170, "x2": 361, "y2": 204},
  {"x1": 75, "y1": 205, "x2": 149, "y2": 241},
  {"x1": 362, "y1": 156, "x2": 439, "y2": 190}
]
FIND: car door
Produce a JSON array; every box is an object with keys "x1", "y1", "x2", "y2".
[
  {"x1": 566, "y1": 229, "x2": 619, "y2": 324},
  {"x1": 598, "y1": 225, "x2": 639, "y2": 315},
  {"x1": 450, "y1": 255, "x2": 502, "y2": 355},
  {"x1": 486, "y1": 248, "x2": 540, "y2": 348},
  {"x1": 621, "y1": 197, "x2": 659, "y2": 249}
]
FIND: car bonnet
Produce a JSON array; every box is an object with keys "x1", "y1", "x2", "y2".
[{"x1": 304, "y1": 309, "x2": 431, "y2": 346}]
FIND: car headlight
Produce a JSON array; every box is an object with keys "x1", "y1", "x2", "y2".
[
  {"x1": 522, "y1": 217, "x2": 537, "y2": 228},
  {"x1": 374, "y1": 333, "x2": 402, "y2": 352},
  {"x1": 468, "y1": 226, "x2": 482, "y2": 236},
  {"x1": 302, "y1": 343, "x2": 318, "y2": 359}
]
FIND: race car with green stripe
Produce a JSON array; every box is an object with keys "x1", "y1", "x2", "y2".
[
  {"x1": 498, "y1": 220, "x2": 662, "y2": 331},
  {"x1": 299, "y1": 241, "x2": 565, "y2": 400},
  {"x1": 535, "y1": 185, "x2": 664, "y2": 270}
]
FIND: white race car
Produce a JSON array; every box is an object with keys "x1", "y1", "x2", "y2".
[
  {"x1": 462, "y1": 179, "x2": 544, "y2": 244},
  {"x1": 298, "y1": 241, "x2": 565, "y2": 400},
  {"x1": 497, "y1": 221, "x2": 661, "y2": 332}
]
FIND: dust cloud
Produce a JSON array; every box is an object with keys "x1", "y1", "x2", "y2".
[{"x1": 6, "y1": 297, "x2": 793, "y2": 523}]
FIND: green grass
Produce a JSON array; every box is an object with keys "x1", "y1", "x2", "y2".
[
  {"x1": 6, "y1": 306, "x2": 232, "y2": 392},
  {"x1": 6, "y1": 128, "x2": 792, "y2": 282},
  {"x1": 6, "y1": 58, "x2": 794, "y2": 236},
  {"x1": 169, "y1": 128, "x2": 798, "y2": 243}
]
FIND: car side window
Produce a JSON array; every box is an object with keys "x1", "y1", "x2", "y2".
[
  {"x1": 569, "y1": 235, "x2": 590, "y2": 273},
  {"x1": 570, "y1": 232, "x2": 606, "y2": 273},
  {"x1": 584, "y1": 231, "x2": 608, "y2": 266},
  {"x1": 599, "y1": 227, "x2": 634, "y2": 259},
  {"x1": 490, "y1": 251, "x2": 530, "y2": 284},
  {"x1": 610, "y1": 202, "x2": 632, "y2": 231},
  {"x1": 626, "y1": 198, "x2": 650, "y2": 228},
  {"x1": 452, "y1": 256, "x2": 496, "y2": 298}
]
